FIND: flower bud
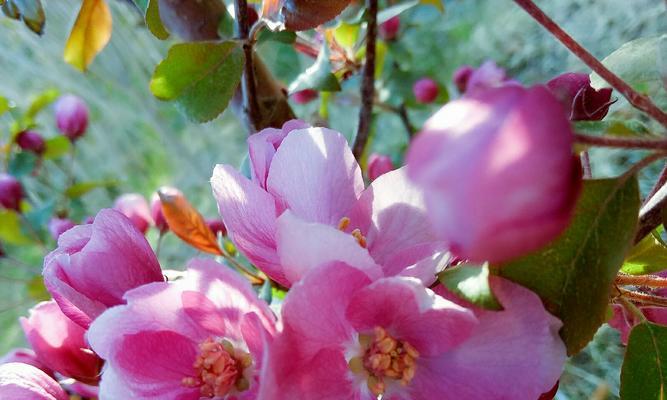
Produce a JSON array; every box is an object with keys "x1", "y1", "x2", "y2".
[
  {"x1": 113, "y1": 193, "x2": 153, "y2": 234},
  {"x1": 546, "y1": 72, "x2": 614, "y2": 121},
  {"x1": 54, "y1": 95, "x2": 89, "y2": 142},
  {"x1": 366, "y1": 153, "x2": 394, "y2": 181},
  {"x1": 0, "y1": 362, "x2": 67, "y2": 400},
  {"x1": 150, "y1": 192, "x2": 169, "y2": 233},
  {"x1": 413, "y1": 78, "x2": 439, "y2": 104},
  {"x1": 292, "y1": 89, "x2": 319, "y2": 104},
  {"x1": 0, "y1": 174, "x2": 24, "y2": 212},
  {"x1": 247, "y1": 5, "x2": 259, "y2": 27},
  {"x1": 47, "y1": 218, "x2": 76, "y2": 241},
  {"x1": 379, "y1": 16, "x2": 400, "y2": 41},
  {"x1": 452, "y1": 65, "x2": 474, "y2": 93},
  {"x1": 407, "y1": 85, "x2": 581, "y2": 263},
  {"x1": 15, "y1": 131, "x2": 45, "y2": 155},
  {"x1": 465, "y1": 60, "x2": 511, "y2": 94},
  {"x1": 206, "y1": 218, "x2": 227, "y2": 237}
]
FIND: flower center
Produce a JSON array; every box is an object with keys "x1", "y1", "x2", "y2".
[
  {"x1": 181, "y1": 337, "x2": 252, "y2": 398},
  {"x1": 337, "y1": 217, "x2": 367, "y2": 248},
  {"x1": 348, "y1": 327, "x2": 419, "y2": 396}
]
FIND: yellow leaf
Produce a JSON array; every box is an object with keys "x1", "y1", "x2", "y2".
[
  {"x1": 420, "y1": 0, "x2": 444, "y2": 13},
  {"x1": 64, "y1": 0, "x2": 112, "y2": 72}
]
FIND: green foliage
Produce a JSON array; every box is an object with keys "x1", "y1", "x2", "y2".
[
  {"x1": 150, "y1": 41, "x2": 244, "y2": 122},
  {"x1": 8, "y1": 151, "x2": 37, "y2": 177},
  {"x1": 2, "y1": 0, "x2": 45, "y2": 35},
  {"x1": 495, "y1": 176, "x2": 640, "y2": 355},
  {"x1": 24, "y1": 87, "x2": 58, "y2": 121},
  {"x1": 145, "y1": 0, "x2": 169, "y2": 40},
  {"x1": 65, "y1": 179, "x2": 118, "y2": 199},
  {"x1": 622, "y1": 229, "x2": 667, "y2": 275},
  {"x1": 42, "y1": 136, "x2": 71, "y2": 160},
  {"x1": 438, "y1": 263, "x2": 502, "y2": 310},
  {"x1": 289, "y1": 44, "x2": 341, "y2": 93},
  {"x1": 620, "y1": 322, "x2": 667, "y2": 399},
  {"x1": 0, "y1": 210, "x2": 31, "y2": 245}
]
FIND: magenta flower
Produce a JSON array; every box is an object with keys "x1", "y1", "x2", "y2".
[
  {"x1": 0, "y1": 363, "x2": 68, "y2": 400},
  {"x1": 260, "y1": 263, "x2": 565, "y2": 399},
  {"x1": 407, "y1": 85, "x2": 581, "y2": 263},
  {"x1": 113, "y1": 193, "x2": 153, "y2": 234},
  {"x1": 211, "y1": 121, "x2": 443, "y2": 286},
  {"x1": 54, "y1": 94, "x2": 89, "y2": 142},
  {"x1": 47, "y1": 217, "x2": 76, "y2": 241},
  {"x1": 379, "y1": 16, "x2": 400, "y2": 41},
  {"x1": 366, "y1": 153, "x2": 394, "y2": 181},
  {"x1": 0, "y1": 349, "x2": 53, "y2": 377},
  {"x1": 87, "y1": 259, "x2": 276, "y2": 400},
  {"x1": 465, "y1": 60, "x2": 512, "y2": 94},
  {"x1": 0, "y1": 173, "x2": 24, "y2": 212},
  {"x1": 20, "y1": 301, "x2": 102, "y2": 385},
  {"x1": 43, "y1": 208, "x2": 163, "y2": 328},
  {"x1": 413, "y1": 78, "x2": 439, "y2": 104},
  {"x1": 547, "y1": 72, "x2": 614, "y2": 121}
]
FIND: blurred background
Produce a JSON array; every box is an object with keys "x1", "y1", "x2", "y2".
[{"x1": 0, "y1": 0, "x2": 665, "y2": 398}]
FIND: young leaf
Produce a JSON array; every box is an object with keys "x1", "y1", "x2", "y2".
[
  {"x1": 25, "y1": 88, "x2": 59, "y2": 120},
  {"x1": 64, "y1": 0, "x2": 113, "y2": 72},
  {"x1": 283, "y1": 0, "x2": 352, "y2": 31},
  {"x1": 288, "y1": 44, "x2": 341, "y2": 93},
  {"x1": 438, "y1": 263, "x2": 502, "y2": 310},
  {"x1": 65, "y1": 180, "x2": 118, "y2": 199},
  {"x1": 622, "y1": 229, "x2": 667, "y2": 275},
  {"x1": 620, "y1": 322, "x2": 667, "y2": 399},
  {"x1": 158, "y1": 188, "x2": 223, "y2": 256},
  {"x1": 145, "y1": 0, "x2": 169, "y2": 40},
  {"x1": 150, "y1": 41, "x2": 244, "y2": 122},
  {"x1": 494, "y1": 176, "x2": 640, "y2": 355},
  {"x1": 42, "y1": 136, "x2": 71, "y2": 160}
]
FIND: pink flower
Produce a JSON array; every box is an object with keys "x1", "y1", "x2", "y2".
[
  {"x1": 54, "y1": 94, "x2": 89, "y2": 142},
  {"x1": 43, "y1": 208, "x2": 163, "y2": 328},
  {"x1": 20, "y1": 301, "x2": 102, "y2": 384},
  {"x1": 150, "y1": 192, "x2": 169, "y2": 233},
  {"x1": 465, "y1": 60, "x2": 512, "y2": 94},
  {"x1": 379, "y1": 16, "x2": 400, "y2": 41},
  {"x1": 291, "y1": 89, "x2": 319, "y2": 104},
  {"x1": 413, "y1": 78, "x2": 439, "y2": 104},
  {"x1": 260, "y1": 263, "x2": 565, "y2": 399},
  {"x1": 206, "y1": 218, "x2": 227, "y2": 237},
  {"x1": 0, "y1": 363, "x2": 68, "y2": 400},
  {"x1": 609, "y1": 275, "x2": 667, "y2": 344},
  {"x1": 366, "y1": 153, "x2": 394, "y2": 181},
  {"x1": 0, "y1": 349, "x2": 53, "y2": 377},
  {"x1": 15, "y1": 130, "x2": 46, "y2": 155},
  {"x1": 452, "y1": 65, "x2": 474, "y2": 93},
  {"x1": 47, "y1": 218, "x2": 76, "y2": 241},
  {"x1": 0, "y1": 173, "x2": 24, "y2": 212},
  {"x1": 211, "y1": 121, "x2": 443, "y2": 286},
  {"x1": 113, "y1": 193, "x2": 153, "y2": 234},
  {"x1": 547, "y1": 72, "x2": 614, "y2": 121},
  {"x1": 87, "y1": 259, "x2": 276, "y2": 400},
  {"x1": 407, "y1": 85, "x2": 581, "y2": 263}
]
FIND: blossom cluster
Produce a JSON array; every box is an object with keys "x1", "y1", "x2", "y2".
[{"x1": 0, "y1": 69, "x2": 618, "y2": 399}]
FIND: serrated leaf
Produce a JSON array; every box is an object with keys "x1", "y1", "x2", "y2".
[
  {"x1": 150, "y1": 41, "x2": 244, "y2": 122},
  {"x1": 622, "y1": 229, "x2": 667, "y2": 275},
  {"x1": 495, "y1": 177, "x2": 640, "y2": 355},
  {"x1": 439, "y1": 263, "x2": 502, "y2": 310},
  {"x1": 65, "y1": 180, "x2": 117, "y2": 199},
  {"x1": 158, "y1": 188, "x2": 222, "y2": 255},
  {"x1": 42, "y1": 136, "x2": 71, "y2": 160},
  {"x1": 0, "y1": 210, "x2": 31, "y2": 245},
  {"x1": 289, "y1": 44, "x2": 341, "y2": 93},
  {"x1": 25, "y1": 88, "x2": 59, "y2": 120},
  {"x1": 620, "y1": 322, "x2": 667, "y2": 399},
  {"x1": 8, "y1": 152, "x2": 37, "y2": 177},
  {"x1": 146, "y1": 0, "x2": 169, "y2": 40},
  {"x1": 64, "y1": 0, "x2": 113, "y2": 72}
]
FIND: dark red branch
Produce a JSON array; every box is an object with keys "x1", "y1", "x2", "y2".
[
  {"x1": 575, "y1": 133, "x2": 667, "y2": 151},
  {"x1": 352, "y1": 0, "x2": 379, "y2": 161},
  {"x1": 235, "y1": 0, "x2": 261, "y2": 133},
  {"x1": 513, "y1": 0, "x2": 667, "y2": 128}
]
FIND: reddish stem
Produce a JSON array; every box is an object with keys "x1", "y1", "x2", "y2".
[
  {"x1": 575, "y1": 133, "x2": 667, "y2": 150},
  {"x1": 514, "y1": 0, "x2": 667, "y2": 128},
  {"x1": 235, "y1": 0, "x2": 262, "y2": 133},
  {"x1": 616, "y1": 274, "x2": 667, "y2": 288}
]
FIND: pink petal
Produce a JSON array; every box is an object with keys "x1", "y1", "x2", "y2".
[
  {"x1": 0, "y1": 363, "x2": 68, "y2": 400},
  {"x1": 266, "y1": 127, "x2": 364, "y2": 225}
]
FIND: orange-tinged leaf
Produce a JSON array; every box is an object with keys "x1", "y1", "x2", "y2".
[
  {"x1": 158, "y1": 187, "x2": 223, "y2": 256},
  {"x1": 64, "y1": 0, "x2": 112, "y2": 72}
]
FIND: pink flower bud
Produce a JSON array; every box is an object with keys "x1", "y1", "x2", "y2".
[
  {"x1": 452, "y1": 65, "x2": 474, "y2": 93},
  {"x1": 413, "y1": 78, "x2": 439, "y2": 104},
  {"x1": 247, "y1": 5, "x2": 259, "y2": 27},
  {"x1": 379, "y1": 16, "x2": 400, "y2": 41},
  {"x1": 150, "y1": 192, "x2": 169, "y2": 233},
  {"x1": 20, "y1": 301, "x2": 102, "y2": 384},
  {"x1": 291, "y1": 89, "x2": 319, "y2": 104},
  {"x1": 466, "y1": 60, "x2": 512, "y2": 94},
  {"x1": 15, "y1": 131, "x2": 45, "y2": 155},
  {"x1": 407, "y1": 85, "x2": 581, "y2": 263},
  {"x1": 206, "y1": 218, "x2": 227, "y2": 237},
  {"x1": 54, "y1": 95, "x2": 89, "y2": 142},
  {"x1": 113, "y1": 193, "x2": 153, "y2": 234},
  {"x1": 0, "y1": 362, "x2": 67, "y2": 400},
  {"x1": 0, "y1": 173, "x2": 24, "y2": 212},
  {"x1": 546, "y1": 72, "x2": 614, "y2": 121},
  {"x1": 47, "y1": 218, "x2": 76, "y2": 241},
  {"x1": 366, "y1": 153, "x2": 394, "y2": 181}
]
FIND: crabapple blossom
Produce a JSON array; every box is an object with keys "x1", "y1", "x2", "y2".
[
  {"x1": 0, "y1": 363, "x2": 68, "y2": 400},
  {"x1": 47, "y1": 217, "x2": 76, "y2": 241},
  {"x1": 0, "y1": 349, "x2": 53, "y2": 376},
  {"x1": 547, "y1": 72, "x2": 614, "y2": 121},
  {"x1": 452, "y1": 65, "x2": 474, "y2": 93},
  {"x1": 113, "y1": 193, "x2": 153, "y2": 234},
  {"x1": 150, "y1": 192, "x2": 169, "y2": 233},
  {"x1": 379, "y1": 16, "x2": 400, "y2": 41},
  {"x1": 366, "y1": 153, "x2": 394, "y2": 181},
  {"x1": 291, "y1": 89, "x2": 319, "y2": 104}
]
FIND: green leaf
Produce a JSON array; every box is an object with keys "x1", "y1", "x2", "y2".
[
  {"x1": 8, "y1": 152, "x2": 37, "y2": 177},
  {"x1": 378, "y1": 0, "x2": 419, "y2": 24},
  {"x1": 494, "y1": 177, "x2": 640, "y2": 355},
  {"x1": 42, "y1": 136, "x2": 71, "y2": 160},
  {"x1": 288, "y1": 44, "x2": 341, "y2": 93},
  {"x1": 333, "y1": 22, "x2": 360, "y2": 50},
  {"x1": 6, "y1": 0, "x2": 45, "y2": 34},
  {"x1": 0, "y1": 96, "x2": 9, "y2": 116},
  {"x1": 131, "y1": 0, "x2": 148, "y2": 13},
  {"x1": 438, "y1": 263, "x2": 502, "y2": 310},
  {"x1": 23, "y1": 200, "x2": 54, "y2": 232},
  {"x1": 257, "y1": 30, "x2": 297, "y2": 44},
  {"x1": 146, "y1": 0, "x2": 169, "y2": 40},
  {"x1": 622, "y1": 229, "x2": 667, "y2": 275},
  {"x1": 575, "y1": 120, "x2": 651, "y2": 138},
  {"x1": 26, "y1": 275, "x2": 50, "y2": 301},
  {"x1": 591, "y1": 35, "x2": 666, "y2": 97},
  {"x1": 0, "y1": 210, "x2": 31, "y2": 245},
  {"x1": 620, "y1": 322, "x2": 667, "y2": 400},
  {"x1": 150, "y1": 41, "x2": 244, "y2": 122},
  {"x1": 25, "y1": 88, "x2": 59, "y2": 120},
  {"x1": 65, "y1": 179, "x2": 117, "y2": 199}
]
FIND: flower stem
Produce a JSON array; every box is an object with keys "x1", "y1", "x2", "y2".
[
  {"x1": 619, "y1": 287, "x2": 667, "y2": 307},
  {"x1": 616, "y1": 274, "x2": 667, "y2": 288},
  {"x1": 235, "y1": 0, "x2": 262, "y2": 133},
  {"x1": 575, "y1": 133, "x2": 667, "y2": 151}
]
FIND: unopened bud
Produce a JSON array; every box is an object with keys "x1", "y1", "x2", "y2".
[
  {"x1": 413, "y1": 78, "x2": 439, "y2": 104},
  {"x1": 54, "y1": 94, "x2": 89, "y2": 142},
  {"x1": 0, "y1": 173, "x2": 24, "y2": 212},
  {"x1": 15, "y1": 131, "x2": 45, "y2": 155}
]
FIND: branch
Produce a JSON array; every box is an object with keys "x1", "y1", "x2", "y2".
[
  {"x1": 575, "y1": 133, "x2": 667, "y2": 151},
  {"x1": 235, "y1": 0, "x2": 262, "y2": 133},
  {"x1": 513, "y1": 0, "x2": 667, "y2": 128},
  {"x1": 619, "y1": 287, "x2": 667, "y2": 307},
  {"x1": 352, "y1": 0, "x2": 379, "y2": 161},
  {"x1": 616, "y1": 274, "x2": 667, "y2": 288},
  {"x1": 635, "y1": 178, "x2": 667, "y2": 243}
]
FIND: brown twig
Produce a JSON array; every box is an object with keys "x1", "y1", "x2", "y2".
[
  {"x1": 619, "y1": 287, "x2": 667, "y2": 307},
  {"x1": 398, "y1": 103, "x2": 417, "y2": 137},
  {"x1": 235, "y1": 0, "x2": 262, "y2": 133},
  {"x1": 513, "y1": 0, "x2": 667, "y2": 128},
  {"x1": 616, "y1": 274, "x2": 667, "y2": 288},
  {"x1": 352, "y1": 0, "x2": 379, "y2": 161},
  {"x1": 575, "y1": 133, "x2": 667, "y2": 151},
  {"x1": 580, "y1": 151, "x2": 592, "y2": 178}
]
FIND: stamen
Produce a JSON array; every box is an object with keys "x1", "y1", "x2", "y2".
[
  {"x1": 351, "y1": 229, "x2": 367, "y2": 248},
  {"x1": 338, "y1": 217, "x2": 351, "y2": 231}
]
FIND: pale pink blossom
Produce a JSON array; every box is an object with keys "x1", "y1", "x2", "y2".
[
  {"x1": 0, "y1": 349, "x2": 53, "y2": 377},
  {"x1": 0, "y1": 363, "x2": 68, "y2": 400},
  {"x1": 113, "y1": 193, "x2": 153, "y2": 234},
  {"x1": 47, "y1": 218, "x2": 76, "y2": 241}
]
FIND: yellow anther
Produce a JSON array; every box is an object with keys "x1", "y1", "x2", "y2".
[{"x1": 337, "y1": 217, "x2": 351, "y2": 230}]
